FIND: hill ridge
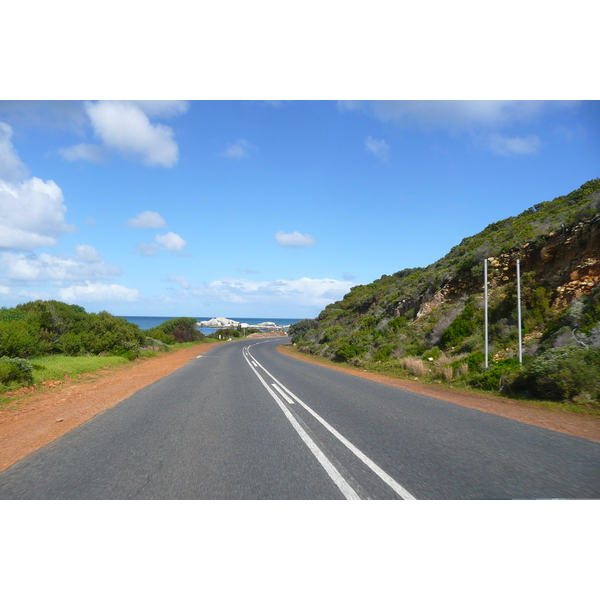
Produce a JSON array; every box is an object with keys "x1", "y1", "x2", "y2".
[{"x1": 290, "y1": 179, "x2": 600, "y2": 404}]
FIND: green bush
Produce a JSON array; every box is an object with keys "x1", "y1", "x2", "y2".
[
  {"x1": 334, "y1": 342, "x2": 364, "y2": 362},
  {"x1": 144, "y1": 337, "x2": 171, "y2": 351},
  {"x1": 0, "y1": 307, "x2": 26, "y2": 322},
  {"x1": 440, "y1": 303, "x2": 479, "y2": 349},
  {"x1": 469, "y1": 358, "x2": 522, "y2": 392},
  {"x1": 373, "y1": 344, "x2": 394, "y2": 362},
  {"x1": 321, "y1": 326, "x2": 345, "y2": 344},
  {"x1": 288, "y1": 319, "x2": 318, "y2": 342},
  {"x1": 465, "y1": 351, "x2": 486, "y2": 374},
  {"x1": 10, "y1": 301, "x2": 146, "y2": 357},
  {"x1": 0, "y1": 320, "x2": 40, "y2": 358},
  {"x1": 361, "y1": 316, "x2": 378, "y2": 330},
  {"x1": 388, "y1": 316, "x2": 407, "y2": 331},
  {"x1": 144, "y1": 328, "x2": 175, "y2": 344},
  {"x1": 579, "y1": 285, "x2": 600, "y2": 334},
  {"x1": 0, "y1": 356, "x2": 34, "y2": 385},
  {"x1": 208, "y1": 328, "x2": 240, "y2": 339},
  {"x1": 148, "y1": 317, "x2": 204, "y2": 343},
  {"x1": 514, "y1": 347, "x2": 600, "y2": 401}
]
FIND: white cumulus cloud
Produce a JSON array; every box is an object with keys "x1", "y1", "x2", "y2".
[
  {"x1": 221, "y1": 139, "x2": 257, "y2": 159},
  {"x1": 0, "y1": 177, "x2": 76, "y2": 251},
  {"x1": 155, "y1": 231, "x2": 187, "y2": 252},
  {"x1": 275, "y1": 231, "x2": 316, "y2": 248},
  {"x1": 58, "y1": 282, "x2": 139, "y2": 302},
  {"x1": 0, "y1": 249, "x2": 121, "y2": 282},
  {"x1": 365, "y1": 136, "x2": 390, "y2": 162},
  {"x1": 73, "y1": 244, "x2": 102, "y2": 263},
  {"x1": 0, "y1": 122, "x2": 28, "y2": 182},
  {"x1": 127, "y1": 210, "x2": 166, "y2": 229},
  {"x1": 485, "y1": 133, "x2": 542, "y2": 156},
  {"x1": 84, "y1": 101, "x2": 180, "y2": 167},
  {"x1": 191, "y1": 277, "x2": 353, "y2": 309}
]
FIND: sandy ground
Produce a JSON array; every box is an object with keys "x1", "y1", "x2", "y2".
[
  {"x1": 277, "y1": 345, "x2": 600, "y2": 444},
  {"x1": 1, "y1": 338, "x2": 598, "y2": 473}
]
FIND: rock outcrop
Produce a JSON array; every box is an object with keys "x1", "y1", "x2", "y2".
[{"x1": 197, "y1": 317, "x2": 240, "y2": 328}]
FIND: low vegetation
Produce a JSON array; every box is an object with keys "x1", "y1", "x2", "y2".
[
  {"x1": 0, "y1": 303, "x2": 210, "y2": 398},
  {"x1": 290, "y1": 179, "x2": 600, "y2": 407}
]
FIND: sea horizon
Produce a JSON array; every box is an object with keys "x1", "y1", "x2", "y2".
[{"x1": 119, "y1": 315, "x2": 304, "y2": 332}]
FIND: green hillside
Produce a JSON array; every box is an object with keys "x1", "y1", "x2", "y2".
[{"x1": 290, "y1": 179, "x2": 600, "y2": 404}]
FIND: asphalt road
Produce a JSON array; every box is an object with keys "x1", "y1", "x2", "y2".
[{"x1": 1, "y1": 338, "x2": 599, "y2": 499}]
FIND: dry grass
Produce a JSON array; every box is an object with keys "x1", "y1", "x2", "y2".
[
  {"x1": 441, "y1": 366, "x2": 453, "y2": 381},
  {"x1": 455, "y1": 363, "x2": 469, "y2": 377},
  {"x1": 435, "y1": 353, "x2": 454, "y2": 367},
  {"x1": 400, "y1": 356, "x2": 428, "y2": 377}
]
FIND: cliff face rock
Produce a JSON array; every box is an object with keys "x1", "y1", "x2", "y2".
[
  {"x1": 407, "y1": 215, "x2": 599, "y2": 321},
  {"x1": 488, "y1": 216, "x2": 600, "y2": 308}
]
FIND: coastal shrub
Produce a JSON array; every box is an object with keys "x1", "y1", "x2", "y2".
[
  {"x1": 149, "y1": 317, "x2": 204, "y2": 343},
  {"x1": 465, "y1": 351, "x2": 486, "y2": 374},
  {"x1": 0, "y1": 320, "x2": 40, "y2": 358},
  {"x1": 321, "y1": 326, "x2": 345, "y2": 344},
  {"x1": 388, "y1": 316, "x2": 408, "y2": 331},
  {"x1": 373, "y1": 344, "x2": 394, "y2": 362},
  {"x1": 514, "y1": 347, "x2": 600, "y2": 401},
  {"x1": 361, "y1": 316, "x2": 378, "y2": 330},
  {"x1": 0, "y1": 307, "x2": 26, "y2": 322},
  {"x1": 422, "y1": 347, "x2": 442, "y2": 361},
  {"x1": 9, "y1": 301, "x2": 146, "y2": 357},
  {"x1": 208, "y1": 328, "x2": 241, "y2": 339},
  {"x1": 334, "y1": 341, "x2": 364, "y2": 362},
  {"x1": 145, "y1": 328, "x2": 175, "y2": 344},
  {"x1": 469, "y1": 358, "x2": 521, "y2": 392},
  {"x1": 523, "y1": 286, "x2": 553, "y2": 332},
  {"x1": 63, "y1": 312, "x2": 145, "y2": 356},
  {"x1": 0, "y1": 356, "x2": 34, "y2": 385},
  {"x1": 288, "y1": 319, "x2": 318, "y2": 342},
  {"x1": 579, "y1": 285, "x2": 600, "y2": 334},
  {"x1": 144, "y1": 337, "x2": 171, "y2": 351},
  {"x1": 439, "y1": 302, "x2": 479, "y2": 349}
]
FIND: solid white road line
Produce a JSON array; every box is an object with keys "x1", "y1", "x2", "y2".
[
  {"x1": 272, "y1": 383, "x2": 295, "y2": 404},
  {"x1": 246, "y1": 342, "x2": 417, "y2": 501},
  {"x1": 242, "y1": 349, "x2": 360, "y2": 500}
]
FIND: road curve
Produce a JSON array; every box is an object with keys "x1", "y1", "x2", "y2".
[{"x1": 1, "y1": 338, "x2": 598, "y2": 499}]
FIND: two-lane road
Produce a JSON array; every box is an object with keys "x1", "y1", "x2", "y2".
[{"x1": 1, "y1": 338, "x2": 599, "y2": 499}]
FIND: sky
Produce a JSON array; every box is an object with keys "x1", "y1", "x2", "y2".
[{"x1": 0, "y1": 99, "x2": 598, "y2": 318}]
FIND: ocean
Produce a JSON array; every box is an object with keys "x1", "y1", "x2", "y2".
[{"x1": 119, "y1": 316, "x2": 303, "y2": 335}]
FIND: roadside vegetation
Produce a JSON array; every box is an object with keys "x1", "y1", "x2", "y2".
[
  {"x1": 289, "y1": 179, "x2": 600, "y2": 409},
  {"x1": 0, "y1": 303, "x2": 212, "y2": 399}
]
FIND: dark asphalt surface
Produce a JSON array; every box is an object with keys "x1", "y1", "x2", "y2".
[{"x1": 1, "y1": 337, "x2": 599, "y2": 499}]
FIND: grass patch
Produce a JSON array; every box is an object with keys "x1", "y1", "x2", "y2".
[
  {"x1": 168, "y1": 341, "x2": 208, "y2": 349},
  {"x1": 29, "y1": 355, "x2": 130, "y2": 385}
]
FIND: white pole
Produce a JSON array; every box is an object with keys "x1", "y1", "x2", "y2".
[
  {"x1": 517, "y1": 259, "x2": 522, "y2": 364},
  {"x1": 484, "y1": 258, "x2": 488, "y2": 370}
]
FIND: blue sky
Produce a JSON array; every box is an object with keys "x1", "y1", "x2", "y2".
[{"x1": 0, "y1": 100, "x2": 598, "y2": 318}]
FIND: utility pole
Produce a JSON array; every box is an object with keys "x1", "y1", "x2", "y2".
[
  {"x1": 517, "y1": 259, "x2": 523, "y2": 364},
  {"x1": 484, "y1": 258, "x2": 488, "y2": 370}
]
